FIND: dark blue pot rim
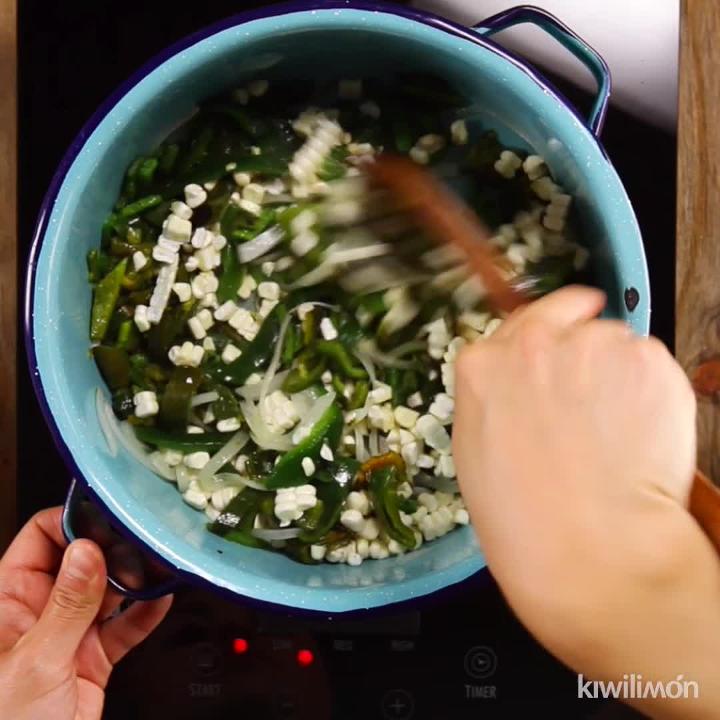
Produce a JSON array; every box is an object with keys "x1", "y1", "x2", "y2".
[{"x1": 24, "y1": 0, "x2": 608, "y2": 612}]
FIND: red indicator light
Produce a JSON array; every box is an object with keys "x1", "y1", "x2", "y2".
[
  {"x1": 233, "y1": 638, "x2": 249, "y2": 655},
  {"x1": 296, "y1": 648, "x2": 314, "y2": 667}
]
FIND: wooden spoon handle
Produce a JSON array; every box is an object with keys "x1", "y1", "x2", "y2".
[
  {"x1": 367, "y1": 155, "x2": 527, "y2": 314},
  {"x1": 689, "y1": 470, "x2": 720, "y2": 552}
]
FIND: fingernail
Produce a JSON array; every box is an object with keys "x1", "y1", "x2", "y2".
[{"x1": 65, "y1": 542, "x2": 97, "y2": 582}]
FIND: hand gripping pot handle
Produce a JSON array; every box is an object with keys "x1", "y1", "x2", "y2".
[
  {"x1": 474, "y1": 5, "x2": 611, "y2": 137},
  {"x1": 62, "y1": 478, "x2": 180, "y2": 600}
]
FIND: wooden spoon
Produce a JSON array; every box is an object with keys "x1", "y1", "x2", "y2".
[{"x1": 367, "y1": 155, "x2": 720, "y2": 552}]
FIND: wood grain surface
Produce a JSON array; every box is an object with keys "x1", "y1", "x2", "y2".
[
  {"x1": 677, "y1": 0, "x2": 720, "y2": 482},
  {"x1": 0, "y1": 0, "x2": 16, "y2": 552}
]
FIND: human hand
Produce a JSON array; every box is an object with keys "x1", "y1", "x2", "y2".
[
  {"x1": 0, "y1": 507, "x2": 172, "y2": 720},
  {"x1": 453, "y1": 286, "x2": 720, "y2": 719}
]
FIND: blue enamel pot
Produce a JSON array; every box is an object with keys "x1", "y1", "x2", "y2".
[{"x1": 25, "y1": 2, "x2": 649, "y2": 612}]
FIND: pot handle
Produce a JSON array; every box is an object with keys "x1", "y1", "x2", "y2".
[
  {"x1": 474, "y1": 5, "x2": 611, "y2": 137},
  {"x1": 62, "y1": 478, "x2": 181, "y2": 601}
]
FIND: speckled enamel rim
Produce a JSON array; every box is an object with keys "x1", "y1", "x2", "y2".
[{"x1": 24, "y1": 1, "x2": 648, "y2": 611}]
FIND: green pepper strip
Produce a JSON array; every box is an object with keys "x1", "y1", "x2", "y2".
[
  {"x1": 316, "y1": 340, "x2": 367, "y2": 380},
  {"x1": 265, "y1": 403, "x2": 344, "y2": 489},
  {"x1": 299, "y1": 459, "x2": 359, "y2": 544},
  {"x1": 206, "y1": 304, "x2": 285, "y2": 386},
  {"x1": 281, "y1": 351, "x2": 326, "y2": 394},
  {"x1": 216, "y1": 244, "x2": 245, "y2": 303},
  {"x1": 301, "y1": 311, "x2": 316, "y2": 347},
  {"x1": 210, "y1": 488, "x2": 267, "y2": 533},
  {"x1": 159, "y1": 143, "x2": 179, "y2": 175},
  {"x1": 347, "y1": 380, "x2": 368, "y2": 410},
  {"x1": 159, "y1": 367, "x2": 202, "y2": 430},
  {"x1": 146, "y1": 299, "x2": 196, "y2": 361},
  {"x1": 90, "y1": 259, "x2": 127, "y2": 343},
  {"x1": 93, "y1": 346, "x2": 130, "y2": 390},
  {"x1": 138, "y1": 157, "x2": 159, "y2": 185},
  {"x1": 117, "y1": 194, "x2": 163, "y2": 221},
  {"x1": 281, "y1": 324, "x2": 301, "y2": 366},
  {"x1": 116, "y1": 320, "x2": 139, "y2": 352},
  {"x1": 212, "y1": 384, "x2": 241, "y2": 421},
  {"x1": 133, "y1": 426, "x2": 230, "y2": 453},
  {"x1": 368, "y1": 465, "x2": 417, "y2": 549}
]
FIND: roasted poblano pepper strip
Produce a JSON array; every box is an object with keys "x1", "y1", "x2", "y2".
[
  {"x1": 216, "y1": 243, "x2": 245, "y2": 303},
  {"x1": 299, "y1": 459, "x2": 359, "y2": 543},
  {"x1": 93, "y1": 346, "x2": 130, "y2": 390},
  {"x1": 316, "y1": 340, "x2": 367, "y2": 380},
  {"x1": 265, "y1": 403, "x2": 344, "y2": 489},
  {"x1": 210, "y1": 488, "x2": 267, "y2": 533},
  {"x1": 206, "y1": 304, "x2": 285, "y2": 386},
  {"x1": 281, "y1": 323, "x2": 301, "y2": 366},
  {"x1": 159, "y1": 143, "x2": 180, "y2": 175},
  {"x1": 317, "y1": 146, "x2": 349, "y2": 181},
  {"x1": 117, "y1": 194, "x2": 163, "y2": 221},
  {"x1": 133, "y1": 426, "x2": 230, "y2": 453},
  {"x1": 368, "y1": 465, "x2": 417, "y2": 549},
  {"x1": 348, "y1": 380, "x2": 369, "y2": 410},
  {"x1": 159, "y1": 367, "x2": 202, "y2": 430},
  {"x1": 146, "y1": 300, "x2": 196, "y2": 360},
  {"x1": 137, "y1": 157, "x2": 159, "y2": 186},
  {"x1": 112, "y1": 388, "x2": 135, "y2": 419},
  {"x1": 218, "y1": 528, "x2": 269, "y2": 549},
  {"x1": 212, "y1": 384, "x2": 241, "y2": 421},
  {"x1": 90, "y1": 259, "x2": 127, "y2": 343},
  {"x1": 86, "y1": 249, "x2": 114, "y2": 283},
  {"x1": 386, "y1": 368, "x2": 419, "y2": 407},
  {"x1": 116, "y1": 320, "x2": 139, "y2": 352},
  {"x1": 281, "y1": 350, "x2": 326, "y2": 394}
]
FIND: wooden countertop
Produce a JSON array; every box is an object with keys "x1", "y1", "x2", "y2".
[
  {"x1": 0, "y1": 0, "x2": 16, "y2": 552},
  {"x1": 677, "y1": 0, "x2": 720, "y2": 481}
]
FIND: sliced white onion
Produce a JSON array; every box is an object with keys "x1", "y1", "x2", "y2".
[
  {"x1": 262, "y1": 193, "x2": 294, "y2": 205},
  {"x1": 237, "y1": 225, "x2": 285, "y2": 263},
  {"x1": 355, "y1": 426, "x2": 368, "y2": 461},
  {"x1": 378, "y1": 288, "x2": 420, "y2": 340},
  {"x1": 234, "y1": 474, "x2": 272, "y2": 491},
  {"x1": 300, "y1": 390, "x2": 336, "y2": 430},
  {"x1": 237, "y1": 370, "x2": 289, "y2": 401},
  {"x1": 117, "y1": 422, "x2": 155, "y2": 468},
  {"x1": 327, "y1": 243, "x2": 392, "y2": 265},
  {"x1": 368, "y1": 428, "x2": 379, "y2": 457},
  {"x1": 340, "y1": 259, "x2": 427, "y2": 294},
  {"x1": 190, "y1": 391, "x2": 220, "y2": 407},
  {"x1": 355, "y1": 350, "x2": 377, "y2": 384},
  {"x1": 289, "y1": 261, "x2": 339, "y2": 289},
  {"x1": 357, "y1": 340, "x2": 416, "y2": 370},
  {"x1": 96, "y1": 389, "x2": 118, "y2": 457},
  {"x1": 240, "y1": 399, "x2": 294, "y2": 451},
  {"x1": 258, "y1": 314, "x2": 292, "y2": 405},
  {"x1": 289, "y1": 387, "x2": 317, "y2": 417},
  {"x1": 196, "y1": 430, "x2": 249, "y2": 491},
  {"x1": 251, "y1": 527, "x2": 303, "y2": 541},
  {"x1": 387, "y1": 340, "x2": 426, "y2": 358},
  {"x1": 149, "y1": 451, "x2": 177, "y2": 481}
]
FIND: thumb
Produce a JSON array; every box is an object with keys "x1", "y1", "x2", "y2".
[{"x1": 26, "y1": 540, "x2": 106, "y2": 664}]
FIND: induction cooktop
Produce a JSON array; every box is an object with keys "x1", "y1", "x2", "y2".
[{"x1": 17, "y1": 2, "x2": 675, "y2": 717}]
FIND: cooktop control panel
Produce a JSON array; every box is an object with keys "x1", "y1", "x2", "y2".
[{"x1": 102, "y1": 583, "x2": 628, "y2": 720}]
